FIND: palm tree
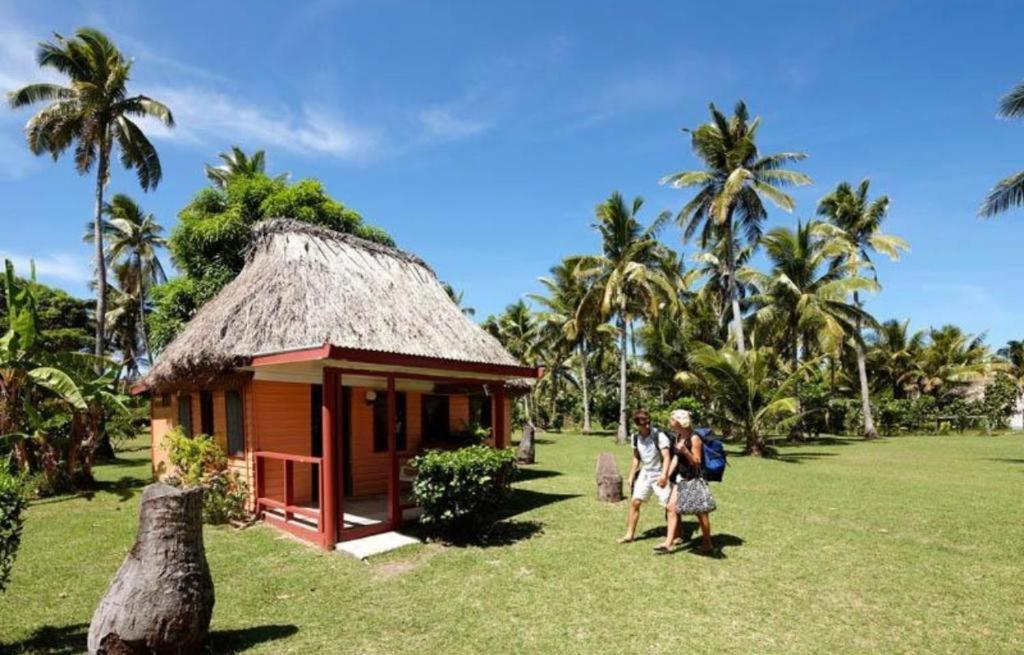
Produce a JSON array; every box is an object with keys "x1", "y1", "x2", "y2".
[
  {"x1": 576, "y1": 193, "x2": 675, "y2": 443},
  {"x1": 8, "y1": 28, "x2": 174, "y2": 364},
  {"x1": 204, "y1": 145, "x2": 286, "y2": 188},
  {"x1": 678, "y1": 345, "x2": 804, "y2": 456},
  {"x1": 916, "y1": 325, "x2": 993, "y2": 400},
  {"x1": 529, "y1": 258, "x2": 610, "y2": 433},
  {"x1": 442, "y1": 283, "x2": 476, "y2": 317},
  {"x1": 818, "y1": 180, "x2": 908, "y2": 438},
  {"x1": 85, "y1": 194, "x2": 167, "y2": 359},
  {"x1": 660, "y1": 101, "x2": 811, "y2": 353},
  {"x1": 484, "y1": 300, "x2": 538, "y2": 421},
  {"x1": 867, "y1": 320, "x2": 926, "y2": 399},
  {"x1": 742, "y1": 221, "x2": 875, "y2": 436},
  {"x1": 980, "y1": 80, "x2": 1024, "y2": 216}
]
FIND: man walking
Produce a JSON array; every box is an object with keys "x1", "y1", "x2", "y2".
[{"x1": 617, "y1": 409, "x2": 672, "y2": 544}]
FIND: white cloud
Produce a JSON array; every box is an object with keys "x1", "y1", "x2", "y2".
[
  {"x1": 0, "y1": 250, "x2": 91, "y2": 285},
  {"x1": 418, "y1": 106, "x2": 491, "y2": 141},
  {"x1": 142, "y1": 86, "x2": 378, "y2": 160}
]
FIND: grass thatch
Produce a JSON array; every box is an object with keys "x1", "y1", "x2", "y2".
[{"x1": 142, "y1": 219, "x2": 522, "y2": 391}]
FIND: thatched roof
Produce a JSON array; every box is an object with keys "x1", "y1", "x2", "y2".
[{"x1": 141, "y1": 219, "x2": 526, "y2": 391}]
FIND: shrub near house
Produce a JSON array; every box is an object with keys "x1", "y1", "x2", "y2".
[{"x1": 412, "y1": 446, "x2": 517, "y2": 541}]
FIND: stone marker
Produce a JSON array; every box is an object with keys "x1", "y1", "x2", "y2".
[
  {"x1": 596, "y1": 452, "x2": 623, "y2": 502},
  {"x1": 517, "y1": 422, "x2": 536, "y2": 464},
  {"x1": 88, "y1": 483, "x2": 214, "y2": 654}
]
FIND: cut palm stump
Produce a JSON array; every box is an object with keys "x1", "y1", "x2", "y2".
[
  {"x1": 596, "y1": 452, "x2": 623, "y2": 502},
  {"x1": 517, "y1": 422, "x2": 536, "y2": 464},
  {"x1": 88, "y1": 483, "x2": 215, "y2": 655}
]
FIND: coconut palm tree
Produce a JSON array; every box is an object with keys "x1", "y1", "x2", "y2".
[
  {"x1": 742, "y1": 221, "x2": 876, "y2": 436},
  {"x1": 660, "y1": 101, "x2": 811, "y2": 353},
  {"x1": 916, "y1": 325, "x2": 993, "y2": 400},
  {"x1": 575, "y1": 192, "x2": 675, "y2": 443},
  {"x1": 85, "y1": 194, "x2": 167, "y2": 359},
  {"x1": 204, "y1": 145, "x2": 287, "y2": 188},
  {"x1": 817, "y1": 180, "x2": 908, "y2": 439},
  {"x1": 529, "y1": 258, "x2": 613, "y2": 433},
  {"x1": 980, "y1": 80, "x2": 1024, "y2": 216},
  {"x1": 8, "y1": 28, "x2": 174, "y2": 363},
  {"x1": 484, "y1": 300, "x2": 539, "y2": 421},
  {"x1": 867, "y1": 319, "x2": 926, "y2": 399},
  {"x1": 678, "y1": 345, "x2": 804, "y2": 456},
  {"x1": 442, "y1": 283, "x2": 475, "y2": 317}
]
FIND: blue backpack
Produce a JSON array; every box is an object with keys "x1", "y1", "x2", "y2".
[{"x1": 695, "y1": 427, "x2": 727, "y2": 482}]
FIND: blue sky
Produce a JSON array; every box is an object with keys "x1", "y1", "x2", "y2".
[{"x1": 1, "y1": 1, "x2": 1022, "y2": 347}]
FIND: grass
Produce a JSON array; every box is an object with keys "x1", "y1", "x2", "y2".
[{"x1": 2, "y1": 432, "x2": 1023, "y2": 654}]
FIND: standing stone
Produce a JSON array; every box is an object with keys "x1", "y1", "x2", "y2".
[
  {"x1": 596, "y1": 452, "x2": 623, "y2": 502},
  {"x1": 517, "y1": 423, "x2": 536, "y2": 464},
  {"x1": 88, "y1": 483, "x2": 215, "y2": 655}
]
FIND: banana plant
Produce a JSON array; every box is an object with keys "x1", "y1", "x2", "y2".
[{"x1": 0, "y1": 261, "x2": 86, "y2": 472}]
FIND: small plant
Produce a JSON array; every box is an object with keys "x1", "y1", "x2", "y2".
[
  {"x1": 0, "y1": 458, "x2": 27, "y2": 593},
  {"x1": 163, "y1": 428, "x2": 248, "y2": 525},
  {"x1": 411, "y1": 445, "x2": 517, "y2": 541}
]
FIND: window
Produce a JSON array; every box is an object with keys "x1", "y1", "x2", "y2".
[
  {"x1": 373, "y1": 392, "x2": 406, "y2": 452},
  {"x1": 310, "y1": 385, "x2": 323, "y2": 505},
  {"x1": 469, "y1": 394, "x2": 492, "y2": 430},
  {"x1": 225, "y1": 390, "x2": 245, "y2": 456},
  {"x1": 158, "y1": 394, "x2": 171, "y2": 407},
  {"x1": 177, "y1": 394, "x2": 193, "y2": 437},
  {"x1": 421, "y1": 395, "x2": 450, "y2": 443},
  {"x1": 199, "y1": 391, "x2": 214, "y2": 435}
]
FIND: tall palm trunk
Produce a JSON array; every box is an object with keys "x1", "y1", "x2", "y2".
[
  {"x1": 725, "y1": 217, "x2": 746, "y2": 354},
  {"x1": 853, "y1": 292, "x2": 878, "y2": 439},
  {"x1": 92, "y1": 141, "x2": 114, "y2": 460},
  {"x1": 616, "y1": 313, "x2": 628, "y2": 444},
  {"x1": 93, "y1": 143, "x2": 109, "y2": 363},
  {"x1": 579, "y1": 341, "x2": 592, "y2": 433},
  {"x1": 136, "y1": 253, "x2": 152, "y2": 364}
]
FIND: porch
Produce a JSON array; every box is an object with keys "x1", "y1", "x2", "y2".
[{"x1": 249, "y1": 356, "x2": 519, "y2": 550}]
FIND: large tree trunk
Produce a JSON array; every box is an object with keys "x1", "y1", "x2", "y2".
[
  {"x1": 517, "y1": 423, "x2": 536, "y2": 464},
  {"x1": 595, "y1": 452, "x2": 623, "y2": 502},
  {"x1": 88, "y1": 483, "x2": 214, "y2": 655},
  {"x1": 853, "y1": 293, "x2": 878, "y2": 440},
  {"x1": 579, "y1": 341, "x2": 592, "y2": 434},
  {"x1": 745, "y1": 431, "x2": 766, "y2": 457},
  {"x1": 616, "y1": 314, "x2": 628, "y2": 445}
]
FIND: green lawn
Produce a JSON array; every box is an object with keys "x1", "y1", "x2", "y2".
[{"x1": 2, "y1": 432, "x2": 1023, "y2": 654}]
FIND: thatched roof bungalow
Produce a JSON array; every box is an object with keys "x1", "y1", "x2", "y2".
[{"x1": 139, "y1": 219, "x2": 538, "y2": 549}]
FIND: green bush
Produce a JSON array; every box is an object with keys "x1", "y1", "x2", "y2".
[
  {"x1": 650, "y1": 396, "x2": 703, "y2": 432},
  {"x1": 411, "y1": 446, "x2": 517, "y2": 541},
  {"x1": 0, "y1": 459, "x2": 27, "y2": 593},
  {"x1": 164, "y1": 428, "x2": 248, "y2": 525}
]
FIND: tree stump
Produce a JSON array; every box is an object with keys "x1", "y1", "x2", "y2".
[
  {"x1": 88, "y1": 483, "x2": 215, "y2": 655},
  {"x1": 596, "y1": 452, "x2": 623, "y2": 502},
  {"x1": 517, "y1": 423, "x2": 536, "y2": 464}
]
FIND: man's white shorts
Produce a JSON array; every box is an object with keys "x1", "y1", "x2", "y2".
[{"x1": 632, "y1": 471, "x2": 671, "y2": 507}]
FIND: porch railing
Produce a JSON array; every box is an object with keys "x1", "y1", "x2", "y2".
[{"x1": 254, "y1": 451, "x2": 324, "y2": 545}]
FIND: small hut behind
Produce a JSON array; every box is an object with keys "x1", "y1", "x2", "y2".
[{"x1": 136, "y1": 219, "x2": 538, "y2": 549}]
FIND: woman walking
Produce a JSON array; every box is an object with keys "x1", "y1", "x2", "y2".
[{"x1": 654, "y1": 409, "x2": 716, "y2": 555}]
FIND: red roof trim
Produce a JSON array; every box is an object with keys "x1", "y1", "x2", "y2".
[{"x1": 248, "y1": 344, "x2": 540, "y2": 378}]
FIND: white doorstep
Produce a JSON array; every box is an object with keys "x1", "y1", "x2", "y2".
[{"x1": 335, "y1": 531, "x2": 421, "y2": 560}]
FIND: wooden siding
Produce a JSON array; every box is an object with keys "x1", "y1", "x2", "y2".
[{"x1": 252, "y1": 380, "x2": 314, "y2": 506}]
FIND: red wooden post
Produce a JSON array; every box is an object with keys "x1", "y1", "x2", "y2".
[
  {"x1": 283, "y1": 460, "x2": 293, "y2": 523},
  {"x1": 493, "y1": 384, "x2": 506, "y2": 448},
  {"x1": 255, "y1": 455, "x2": 264, "y2": 517},
  {"x1": 321, "y1": 368, "x2": 338, "y2": 549},
  {"x1": 387, "y1": 375, "x2": 400, "y2": 528}
]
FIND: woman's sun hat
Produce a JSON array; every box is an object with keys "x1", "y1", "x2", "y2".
[{"x1": 670, "y1": 409, "x2": 692, "y2": 429}]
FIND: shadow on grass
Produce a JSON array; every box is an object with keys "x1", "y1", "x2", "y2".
[
  {"x1": 206, "y1": 624, "x2": 299, "y2": 653},
  {"x1": 515, "y1": 468, "x2": 561, "y2": 482},
  {"x1": 986, "y1": 458, "x2": 1024, "y2": 465},
  {"x1": 31, "y1": 474, "x2": 148, "y2": 507},
  {"x1": 499, "y1": 488, "x2": 579, "y2": 520},
  {"x1": 0, "y1": 622, "x2": 300, "y2": 655},
  {"x1": 770, "y1": 452, "x2": 840, "y2": 464},
  {"x1": 1, "y1": 623, "x2": 88, "y2": 654}
]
